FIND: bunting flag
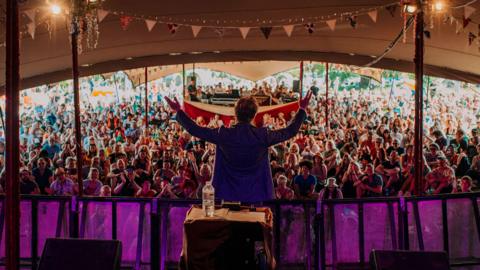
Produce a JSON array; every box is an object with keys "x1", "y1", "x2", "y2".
[
  {"x1": 24, "y1": 9, "x2": 36, "y2": 23},
  {"x1": 368, "y1": 10, "x2": 378, "y2": 22},
  {"x1": 282, "y1": 25, "x2": 294, "y2": 37},
  {"x1": 239, "y1": 27, "x2": 250, "y2": 39},
  {"x1": 424, "y1": 30, "x2": 431, "y2": 39},
  {"x1": 348, "y1": 16, "x2": 357, "y2": 29},
  {"x1": 27, "y1": 22, "x2": 36, "y2": 39},
  {"x1": 326, "y1": 19, "x2": 336, "y2": 31},
  {"x1": 449, "y1": 16, "x2": 456, "y2": 25},
  {"x1": 304, "y1": 23, "x2": 315, "y2": 34},
  {"x1": 260, "y1": 27, "x2": 273, "y2": 39},
  {"x1": 191, "y1": 25, "x2": 202, "y2": 37},
  {"x1": 214, "y1": 28, "x2": 225, "y2": 37},
  {"x1": 120, "y1": 16, "x2": 133, "y2": 30},
  {"x1": 97, "y1": 9, "x2": 109, "y2": 23},
  {"x1": 145, "y1": 20, "x2": 156, "y2": 32},
  {"x1": 465, "y1": 6, "x2": 476, "y2": 19},
  {"x1": 456, "y1": 20, "x2": 463, "y2": 34},
  {"x1": 463, "y1": 16, "x2": 472, "y2": 29},
  {"x1": 167, "y1": 23, "x2": 179, "y2": 34},
  {"x1": 468, "y1": 32, "x2": 477, "y2": 46},
  {"x1": 386, "y1": 5, "x2": 397, "y2": 17}
]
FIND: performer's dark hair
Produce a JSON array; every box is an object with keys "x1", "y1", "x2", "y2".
[{"x1": 235, "y1": 96, "x2": 258, "y2": 123}]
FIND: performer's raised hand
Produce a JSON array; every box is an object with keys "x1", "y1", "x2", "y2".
[
  {"x1": 299, "y1": 90, "x2": 313, "y2": 110},
  {"x1": 164, "y1": 96, "x2": 181, "y2": 112}
]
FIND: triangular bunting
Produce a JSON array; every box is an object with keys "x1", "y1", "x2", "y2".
[
  {"x1": 239, "y1": 27, "x2": 250, "y2": 39},
  {"x1": 468, "y1": 32, "x2": 477, "y2": 46},
  {"x1": 463, "y1": 16, "x2": 472, "y2": 28},
  {"x1": 120, "y1": 16, "x2": 133, "y2": 30},
  {"x1": 214, "y1": 28, "x2": 225, "y2": 38},
  {"x1": 283, "y1": 25, "x2": 294, "y2": 37},
  {"x1": 191, "y1": 25, "x2": 202, "y2": 37},
  {"x1": 167, "y1": 24, "x2": 178, "y2": 34},
  {"x1": 456, "y1": 20, "x2": 463, "y2": 34},
  {"x1": 24, "y1": 9, "x2": 36, "y2": 23},
  {"x1": 326, "y1": 19, "x2": 336, "y2": 31},
  {"x1": 304, "y1": 23, "x2": 315, "y2": 34},
  {"x1": 145, "y1": 20, "x2": 156, "y2": 32},
  {"x1": 260, "y1": 27, "x2": 272, "y2": 39},
  {"x1": 27, "y1": 22, "x2": 36, "y2": 39},
  {"x1": 386, "y1": 5, "x2": 397, "y2": 17},
  {"x1": 450, "y1": 16, "x2": 456, "y2": 25},
  {"x1": 465, "y1": 6, "x2": 476, "y2": 19},
  {"x1": 97, "y1": 9, "x2": 109, "y2": 23},
  {"x1": 424, "y1": 30, "x2": 431, "y2": 39},
  {"x1": 368, "y1": 10, "x2": 378, "y2": 22},
  {"x1": 167, "y1": 23, "x2": 178, "y2": 35},
  {"x1": 348, "y1": 16, "x2": 357, "y2": 29}
]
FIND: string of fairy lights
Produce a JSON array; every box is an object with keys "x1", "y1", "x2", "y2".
[{"x1": 0, "y1": 0, "x2": 477, "y2": 54}]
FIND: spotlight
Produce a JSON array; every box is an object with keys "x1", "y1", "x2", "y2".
[
  {"x1": 50, "y1": 4, "x2": 62, "y2": 15},
  {"x1": 434, "y1": 1, "x2": 444, "y2": 11},
  {"x1": 404, "y1": 4, "x2": 418, "y2": 14}
]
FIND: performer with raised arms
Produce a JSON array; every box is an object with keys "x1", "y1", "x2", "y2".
[{"x1": 165, "y1": 91, "x2": 312, "y2": 202}]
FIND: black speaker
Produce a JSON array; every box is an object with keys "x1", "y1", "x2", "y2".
[
  {"x1": 370, "y1": 250, "x2": 449, "y2": 270},
  {"x1": 214, "y1": 222, "x2": 264, "y2": 270},
  {"x1": 39, "y1": 238, "x2": 122, "y2": 270},
  {"x1": 292, "y1": 80, "x2": 300, "y2": 93}
]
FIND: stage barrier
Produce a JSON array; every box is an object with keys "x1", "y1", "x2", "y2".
[
  {"x1": 315, "y1": 193, "x2": 480, "y2": 270},
  {"x1": 0, "y1": 194, "x2": 479, "y2": 269}
]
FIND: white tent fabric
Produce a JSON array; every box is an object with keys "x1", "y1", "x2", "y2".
[{"x1": 2, "y1": 0, "x2": 480, "y2": 90}]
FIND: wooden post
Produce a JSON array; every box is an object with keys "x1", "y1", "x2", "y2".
[
  {"x1": 5, "y1": 0, "x2": 20, "y2": 267},
  {"x1": 182, "y1": 64, "x2": 186, "y2": 100},
  {"x1": 325, "y1": 62, "x2": 329, "y2": 130},
  {"x1": 299, "y1": 61, "x2": 304, "y2": 98},
  {"x1": 71, "y1": 0, "x2": 83, "y2": 196},
  {"x1": 144, "y1": 67, "x2": 149, "y2": 131},
  {"x1": 413, "y1": 10, "x2": 425, "y2": 195}
]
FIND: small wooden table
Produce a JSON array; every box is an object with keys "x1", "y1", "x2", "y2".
[{"x1": 179, "y1": 205, "x2": 275, "y2": 270}]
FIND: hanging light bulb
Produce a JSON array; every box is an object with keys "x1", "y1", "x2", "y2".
[
  {"x1": 404, "y1": 4, "x2": 418, "y2": 14},
  {"x1": 50, "y1": 4, "x2": 62, "y2": 15},
  {"x1": 434, "y1": 1, "x2": 444, "y2": 11}
]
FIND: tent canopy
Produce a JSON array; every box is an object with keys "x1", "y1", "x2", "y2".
[
  {"x1": 2, "y1": 0, "x2": 480, "y2": 90},
  {"x1": 122, "y1": 61, "x2": 301, "y2": 86}
]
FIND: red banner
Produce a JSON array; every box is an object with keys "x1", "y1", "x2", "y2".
[{"x1": 183, "y1": 101, "x2": 300, "y2": 127}]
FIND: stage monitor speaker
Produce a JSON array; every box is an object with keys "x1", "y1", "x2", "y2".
[
  {"x1": 370, "y1": 250, "x2": 449, "y2": 270},
  {"x1": 38, "y1": 238, "x2": 122, "y2": 270},
  {"x1": 292, "y1": 80, "x2": 300, "y2": 93}
]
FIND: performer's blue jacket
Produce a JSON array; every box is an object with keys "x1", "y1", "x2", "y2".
[{"x1": 175, "y1": 108, "x2": 306, "y2": 203}]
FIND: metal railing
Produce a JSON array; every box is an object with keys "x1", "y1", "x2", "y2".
[
  {"x1": 0, "y1": 193, "x2": 479, "y2": 269},
  {"x1": 315, "y1": 193, "x2": 480, "y2": 270}
]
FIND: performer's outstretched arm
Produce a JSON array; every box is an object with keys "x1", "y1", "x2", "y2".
[
  {"x1": 266, "y1": 109, "x2": 306, "y2": 146},
  {"x1": 266, "y1": 91, "x2": 312, "y2": 146},
  {"x1": 164, "y1": 97, "x2": 220, "y2": 144},
  {"x1": 175, "y1": 110, "x2": 220, "y2": 143}
]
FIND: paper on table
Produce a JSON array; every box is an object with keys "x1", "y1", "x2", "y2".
[{"x1": 185, "y1": 207, "x2": 266, "y2": 223}]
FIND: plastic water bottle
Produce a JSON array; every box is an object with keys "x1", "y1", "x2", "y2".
[{"x1": 202, "y1": 181, "x2": 215, "y2": 217}]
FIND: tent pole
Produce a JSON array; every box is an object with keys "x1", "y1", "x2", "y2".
[
  {"x1": 193, "y1": 63, "x2": 196, "y2": 89},
  {"x1": 325, "y1": 62, "x2": 329, "y2": 130},
  {"x1": 5, "y1": 0, "x2": 20, "y2": 267},
  {"x1": 71, "y1": 0, "x2": 83, "y2": 196},
  {"x1": 145, "y1": 67, "x2": 149, "y2": 131},
  {"x1": 182, "y1": 64, "x2": 186, "y2": 100},
  {"x1": 413, "y1": 10, "x2": 425, "y2": 195},
  {"x1": 299, "y1": 61, "x2": 304, "y2": 98}
]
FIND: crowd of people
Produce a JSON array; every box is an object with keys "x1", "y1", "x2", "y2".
[{"x1": 4, "y1": 76, "x2": 480, "y2": 201}]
